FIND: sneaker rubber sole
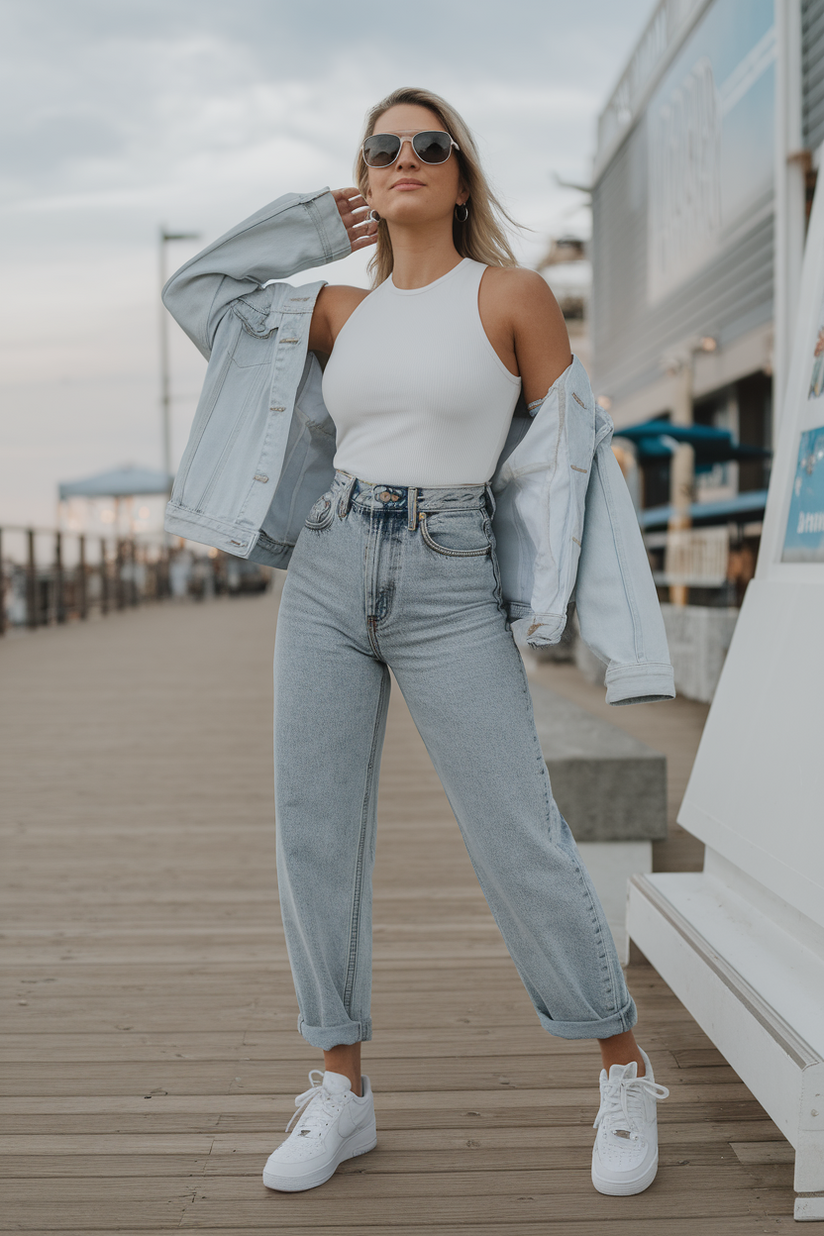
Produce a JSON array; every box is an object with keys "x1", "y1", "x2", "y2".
[
  {"x1": 591, "y1": 1147, "x2": 659, "y2": 1196},
  {"x1": 262, "y1": 1121, "x2": 377, "y2": 1192}
]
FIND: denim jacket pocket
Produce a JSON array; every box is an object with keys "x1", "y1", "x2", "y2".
[
  {"x1": 233, "y1": 289, "x2": 278, "y2": 336},
  {"x1": 231, "y1": 293, "x2": 278, "y2": 367}
]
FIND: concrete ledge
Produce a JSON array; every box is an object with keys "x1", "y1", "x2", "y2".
[
  {"x1": 529, "y1": 681, "x2": 667, "y2": 842},
  {"x1": 659, "y1": 603, "x2": 739, "y2": 703}
]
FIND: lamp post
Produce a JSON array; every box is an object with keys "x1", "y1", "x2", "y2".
[{"x1": 159, "y1": 228, "x2": 200, "y2": 489}]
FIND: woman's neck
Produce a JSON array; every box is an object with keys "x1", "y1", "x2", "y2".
[{"x1": 387, "y1": 224, "x2": 463, "y2": 290}]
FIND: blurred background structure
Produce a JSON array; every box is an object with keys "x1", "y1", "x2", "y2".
[{"x1": 571, "y1": 0, "x2": 824, "y2": 703}]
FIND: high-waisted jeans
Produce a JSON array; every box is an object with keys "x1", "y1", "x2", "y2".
[{"x1": 273, "y1": 470, "x2": 637, "y2": 1049}]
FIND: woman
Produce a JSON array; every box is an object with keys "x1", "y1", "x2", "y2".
[{"x1": 162, "y1": 86, "x2": 672, "y2": 1200}]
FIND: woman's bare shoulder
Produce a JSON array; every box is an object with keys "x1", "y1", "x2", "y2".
[
  {"x1": 320, "y1": 283, "x2": 371, "y2": 309},
  {"x1": 318, "y1": 283, "x2": 371, "y2": 328},
  {"x1": 482, "y1": 267, "x2": 571, "y2": 403},
  {"x1": 310, "y1": 284, "x2": 370, "y2": 354},
  {"x1": 487, "y1": 267, "x2": 567, "y2": 338},
  {"x1": 482, "y1": 266, "x2": 557, "y2": 307}
]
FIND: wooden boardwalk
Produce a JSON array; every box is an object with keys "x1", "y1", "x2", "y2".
[{"x1": 0, "y1": 587, "x2": 799, "y2": 1232}]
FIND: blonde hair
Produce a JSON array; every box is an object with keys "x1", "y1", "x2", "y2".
[{"x1": 355, "y1": 86, "x2": 520, "y2": 286}]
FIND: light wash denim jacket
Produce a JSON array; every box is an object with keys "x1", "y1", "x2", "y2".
[{"x1": 163, "y1": 187, "x2": 674, "y2": 706}]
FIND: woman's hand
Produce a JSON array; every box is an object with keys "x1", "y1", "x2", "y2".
[{"x1": 332, "y1": 188, "x2": 378, "y2": 251}]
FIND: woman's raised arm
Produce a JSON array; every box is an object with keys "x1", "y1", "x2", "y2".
[{"x1": 162, "y1": 188, "x2": 371, "y2": 359}]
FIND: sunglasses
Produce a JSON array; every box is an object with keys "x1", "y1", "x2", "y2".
[{"x1": 361, "y1": 129, "x2": 460, "y2": 169}]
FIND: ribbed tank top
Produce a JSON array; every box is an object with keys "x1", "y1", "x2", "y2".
[{"x1": 322, "y1": 258, "x2": 522, "y2": 486}]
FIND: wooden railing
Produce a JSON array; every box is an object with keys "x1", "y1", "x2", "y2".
[{"x1": 0, "y1": 527, "x2": 270, "y2": 635}]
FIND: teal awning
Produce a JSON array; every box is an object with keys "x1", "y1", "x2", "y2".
[{"x1": 615, "y1": 419, "x2": 771, "y2": 464}]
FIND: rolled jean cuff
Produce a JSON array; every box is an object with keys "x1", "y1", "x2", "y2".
[
  {"x1": 297, "y1": 1015, "x2": 373, "y2": 1049},
  {"x1": 533, "y1": 993, "x2": 638, "y2": 1041}
]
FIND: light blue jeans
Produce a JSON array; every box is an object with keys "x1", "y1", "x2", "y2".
[{"x1": 273, "y1": 471, "x2": 637, "y2": 1049}]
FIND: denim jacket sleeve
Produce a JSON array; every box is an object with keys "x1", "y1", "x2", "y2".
[
  {"x1": 491, "y1": 357, "x2": 597, "y2": 645},
  {"x1": 161, "y1": 189, "x2": 349, "y2": 562},
  {"x1": 491, "y1": 360, "x2": 674, "y2": 707},
  {"x1": 574, "y1": 408, "x2": 675, "y2": 705},
  {"x1": 161, "y1": 188, "x2": 352, "y2": 358}
]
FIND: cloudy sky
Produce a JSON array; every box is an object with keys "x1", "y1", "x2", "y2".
[{"x1": 1, "y1": 0, "x2": 656, "y2": 530}]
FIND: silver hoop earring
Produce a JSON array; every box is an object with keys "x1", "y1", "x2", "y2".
[
  {"x1": 367, "y1": 209, "x2": 381, "y2": 223},
  {"x1": 455, "y1": 203, "x2": 469, "y2": 222}
]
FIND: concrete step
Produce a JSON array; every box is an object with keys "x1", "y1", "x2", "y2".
[{"x1": 529, "y1": 680, "x2": 667, "y2": 843}]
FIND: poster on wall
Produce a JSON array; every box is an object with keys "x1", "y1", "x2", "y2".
[{"x1": 781, "y1": 301, "x2": 824, "y2": 562}]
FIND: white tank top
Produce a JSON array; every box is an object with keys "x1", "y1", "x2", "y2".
[{"x1": 322, "y1": 258, "x2": 522, "y2": 486}]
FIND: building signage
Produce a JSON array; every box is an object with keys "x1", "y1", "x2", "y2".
[
  {"x1": 647, "y1": 0, "x2": 775, "y2": 304},
  {"x1": 781, "y1": 300, "x2": 824, "y2": 562},
  {"x1": 757, "y1": 159, "x2": 824, "y2": 578}
]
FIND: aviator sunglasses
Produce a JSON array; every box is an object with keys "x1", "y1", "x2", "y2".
[{"x1": 361, "y1": 129, "x2": 460, "y2": 168}]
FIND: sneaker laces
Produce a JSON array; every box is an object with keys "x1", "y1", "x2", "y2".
[
  {"x1": 285, "y1": 1069, "x2": 345, "y2": 1135},
  {"x1": 593, "y1": 1067, "x2": 669, "y2": 1138}
]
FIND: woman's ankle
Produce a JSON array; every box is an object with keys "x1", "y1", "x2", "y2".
[
  {"x1": 598, "y1": 1030, "x2": 645, "y2": 1077},
  {"x1": 322, "y1": 1043, "x2": 362, "y2": 1095}
]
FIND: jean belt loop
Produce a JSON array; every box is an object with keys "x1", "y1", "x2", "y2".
[
  {"x1": 407, "y1": 486, "x2": 418, "y2": 531},
  {"x1": 337, "y1": 474, "x2": 357, "y2": 519},
  {"x1": 484, "y1": 482, "x2": 496, "y2": 518}
]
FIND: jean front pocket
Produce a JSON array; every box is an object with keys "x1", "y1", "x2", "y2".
[
  {"x1": 304, "y1": 492, "x2": 335, "y2": 531},
  {"x1": 419, "y1": 510, "x2": 492, "y2": 557}
]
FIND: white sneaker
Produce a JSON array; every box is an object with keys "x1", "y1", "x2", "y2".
[
  {"x1": 591, "y1": 1046, "x2": 669, "y2": 1196},
  {"x1": 262, "y1": 1069, "x2": 377, "y2": 1192}
]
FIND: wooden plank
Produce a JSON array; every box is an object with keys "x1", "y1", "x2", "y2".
[
  {"x1": 0, "y1": 1082, "x2": 770, "y2": 1115},
  {"x1": 670, "y1": 1048, "x2": 730, "y2": 1068},
  {"x1": 2, "y1": 1115, "x2": 228, "y2": 1135},
  {"x1": 211, "y1": 1118, "x2": 787, "y2": 1150},
  {"x1": 4, "y1": 1222, "x2": 803, "y2": 1236},
  {"x1": 4, "y1": 1009, "x2": 564, "y2": 1034},
  {"x1": 730, "y1": 1140, "x2": 796, "y2": 1164},
  {"x1": 0, "y1": 1030, "x2": 742, "y2": 1072},
  {"x1": 0, "y1": 1061, "x2": 756, "y2": 1099},
  {"x1": 173, "y1": 1186, "x2": 798, "y2": 1224},
  {"x1": 0, "y1": 956, "x2": 676, "y2": 978},
  {"x1": 0, "y1": 1165, "x2": 796, "y2": 1203},
  {"x1": 1, "y1": 1140, "x2": 789, "y2": 1179},
  {"x1": 0, "y1": 1120, "x2": 783, "y2": 1157},
  {"x1": 0, "y1": 1107, "x2": 777, "y2": 1138},
  {"x1": 0, "y1": 1201, "x2": 189, "y2": 1230},
  {"x1": 0, "y1": 1154, "x2": 210, "y2": 1178},
  {"x1": 0, "y1": 998, "x2": 698, "y2": 1028},
  {"x1": 0, "y1": 1135, "x2": 216, "y2": 1154}
]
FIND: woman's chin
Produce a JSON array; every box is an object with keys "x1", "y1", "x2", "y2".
[{"x1": 377, "y1": 202, "x2": 451, "y2": 228}]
